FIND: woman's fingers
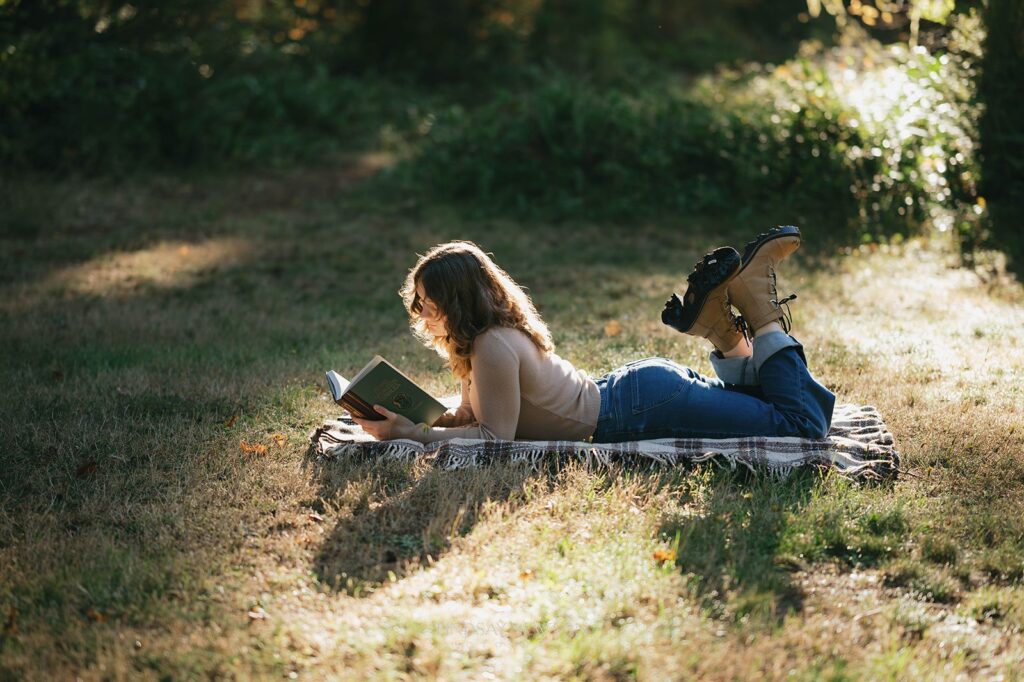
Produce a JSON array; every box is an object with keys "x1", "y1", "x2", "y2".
[{"x1": 354, "y1": 413, "x2": 382, "y2": 436}]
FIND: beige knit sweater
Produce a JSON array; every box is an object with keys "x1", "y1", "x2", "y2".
[{"x1": 420, "y1": 326, "x2": 600, "y2": 443}]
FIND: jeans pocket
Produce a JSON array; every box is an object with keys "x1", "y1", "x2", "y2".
[
  {"x1": 595, "y1": 379, "x2": 613, "y2": 424},
  {"x1": 628, "y1": 359, "x2": 685, "y2": 415}
]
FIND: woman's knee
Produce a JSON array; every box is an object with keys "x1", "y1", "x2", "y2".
[
  {"x1": 809, "y1": 423, "x2": 830, "y2": 440},
  {"x1": 796, "y1": 415, "x2": 830, "y2": 440}
]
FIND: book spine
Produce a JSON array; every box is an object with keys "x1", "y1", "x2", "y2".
[{"x1": 339, "y1": 391, "x2": 385, "y2": 421}]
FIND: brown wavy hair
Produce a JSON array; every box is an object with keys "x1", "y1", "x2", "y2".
[{"x1": 399, "y1": 241, "x2": 554, "y2": 380}]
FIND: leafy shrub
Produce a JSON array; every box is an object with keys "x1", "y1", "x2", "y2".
[
  {"x1": 402, "y1": 77, "x2": 725, "y2": 219},
  {"x1": 977, "y1": 0, "x2": 1024, "y2": 265},
  {"x1": 0, "y1": 7, "x2": 431, "y2": 172},
  {"x1": 0, "y1": 47, "x2": 421, "y2": 171},
  {"x1": 404, "y1": 25, "x2": 982, "y2": 239},
  {"x1": 0, "y1": 0, "x2": 816, "y2": 173}
]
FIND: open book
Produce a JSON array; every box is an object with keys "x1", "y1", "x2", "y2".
[{"x1": 326, "y1": 355, "x2": 447, "y2": 426}]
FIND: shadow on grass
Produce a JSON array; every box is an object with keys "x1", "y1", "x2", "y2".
[
  {"x1": 305, "y1": 455, "x2": 536, "y2": 592},
  {"x1": 658, "y1": 467, "x2": 820, "y2": 625}
]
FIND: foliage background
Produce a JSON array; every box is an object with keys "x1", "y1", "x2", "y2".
[
  {"x1": 1, "y1": 0, "x2": 1019, "y2": 261},
  {"x1": 3, "y1": 3, "x2": 1024, "y2": 678}
]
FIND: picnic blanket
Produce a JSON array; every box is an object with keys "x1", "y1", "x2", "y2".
[{"x1": 308, "y1": 402, "x2": 900, "y2": 480}]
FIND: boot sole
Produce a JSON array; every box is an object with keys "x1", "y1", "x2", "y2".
[
  {"x1": 737, "y1": 225, "x2": 801, "y2": 275},
  {"x1": 662, "y1": 247, "x2": 741, "y2": 334}
]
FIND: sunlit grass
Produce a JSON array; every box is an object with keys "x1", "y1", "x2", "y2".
[
  {"x1": 2, "y1": 167, "x2": 1023, "y2": 679},
  {"x1": 9, "y1": 237, "x2": 259, "y2": 307}
]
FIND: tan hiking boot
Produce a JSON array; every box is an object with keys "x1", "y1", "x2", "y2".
[
  {"x1": 662, "y1": 246, "x2": 746, "y2": 352},
  {"x1": 727, "y1": 225, "x2": 801, "y2": 335}
]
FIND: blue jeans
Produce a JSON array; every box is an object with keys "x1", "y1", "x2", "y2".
[{"x1": 590, "y1": 331, "x2": 835, "y2": 443}]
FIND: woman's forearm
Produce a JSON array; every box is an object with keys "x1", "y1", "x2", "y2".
[
  {"x1": 409, "y1": 421, "x2": 505, "y2": 443},
  {"x1": 431, "y1": 407, "x2": 475, "y2": 428}
]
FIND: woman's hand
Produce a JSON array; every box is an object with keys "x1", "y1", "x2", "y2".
[
  {"x1": 351, "y1": 405, "x2": 417, "y2": 441},
  {"x1": 430, "y1": 408, "x2": 458, "y2": 428}
]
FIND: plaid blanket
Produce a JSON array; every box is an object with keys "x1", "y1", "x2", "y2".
[{"x1": 308, "y1": 402, "x2": 900, "y2": 480}]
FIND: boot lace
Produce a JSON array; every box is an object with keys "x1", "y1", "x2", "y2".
[
  {"x1": 718, "y1": 291, "x2": 746, "y2": 336},
  {"x1": 736, "y1": 266, "x2": 798, "y2": 343},
  {"x1": 734, "y1": 310, "x2": 751, "y2": 341},
  {"x1": 769, "y1": 264, "x2": 798, "y2": 334},
  {"x1": 774, "y1": 293, "x2": 798, "y2": 333}
]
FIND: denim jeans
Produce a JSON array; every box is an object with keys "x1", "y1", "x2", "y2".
[{"x1": 590, "y1": 331, "x2": 835, "y2": 443}]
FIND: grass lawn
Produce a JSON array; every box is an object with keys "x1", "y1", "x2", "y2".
[{"x1": 2, "y1": 158, "x2": 1023, "y2": 680}]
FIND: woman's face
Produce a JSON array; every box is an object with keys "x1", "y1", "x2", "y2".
[{"x1": 414, "y1": 281, "x2": 447, "y2": 337}]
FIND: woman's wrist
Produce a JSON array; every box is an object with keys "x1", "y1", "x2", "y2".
[{"x1": 401, "y1": 422, "x2": 430, "y2": 442}]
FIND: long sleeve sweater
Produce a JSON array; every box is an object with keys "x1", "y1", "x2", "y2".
[{"x1": 416, "y1": 326, "x2": 601, "y2": 443}]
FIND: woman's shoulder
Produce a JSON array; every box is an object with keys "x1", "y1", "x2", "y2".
[{"x1": 473, "y1": 326, "x2": 530, "y2": 354}]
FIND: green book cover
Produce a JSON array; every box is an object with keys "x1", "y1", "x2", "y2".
[{"x1": 326, "y1": 356, "x2": 446, "y2": 427}]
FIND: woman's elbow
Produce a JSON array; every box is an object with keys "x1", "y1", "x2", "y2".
[{"x1": 480, "y1": 424, "x2": 516, "y2": 441}]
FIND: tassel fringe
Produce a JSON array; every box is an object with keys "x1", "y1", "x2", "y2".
[{"x1": 309, "y1": 403, "x2": 901, "y2": 481}]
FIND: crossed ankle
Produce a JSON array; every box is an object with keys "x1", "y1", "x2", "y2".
[
  {"x1": 754, "y1": 321, "x2": 785, "y2": 338},
  {"x1": 718, "y1": 336, "x2": 752, "y2": 358}
]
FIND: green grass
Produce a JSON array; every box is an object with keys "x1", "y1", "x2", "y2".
[{"x1": 2, "y1": 161, "x2": 1024, "y2": 679}]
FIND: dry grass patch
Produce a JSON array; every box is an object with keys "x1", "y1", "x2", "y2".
[{"x1": 2, "y1": 170, "x2": 1024, "y2": 679}]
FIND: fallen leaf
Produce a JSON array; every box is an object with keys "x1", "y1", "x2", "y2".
[
  {"x1": 75, "y1": 461, "x2": 98, "y2": 478},
  {"x1": 240, "y1": 440, "x2": 267, "y2": 456},
  {"x1": 604, "y1": 319, "x2": 622, "y2": 337},
  {"x1": 519, "y1": 569, "x2": 534, "y2": 581},
  {"x1": 308, "y1": 512, "x2": 324, "y2": 523},
  {"x1": 224, "y1": 414, "x2": 238, "y2": 428},
  {"x1": 270, "y1": 432, "x2": 287, "y2": 447},
  {"x1": 652, "y1": 549, "x2": 676, "y2": 563},
  {"x1": 247, "y1": 606, "x2": 268, "y2": 621},
  {"x1": 85, "y1": 608, "x2": 106, "y2": 622}
]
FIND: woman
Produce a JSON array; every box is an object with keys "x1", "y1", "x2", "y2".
[{"x1": 352, "y1": 230, "x2": 835, "y2": 444}]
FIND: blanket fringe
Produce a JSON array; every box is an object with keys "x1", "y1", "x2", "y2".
[{"x1": 309, "y1": 402, "x2": 900, "y2": 481}]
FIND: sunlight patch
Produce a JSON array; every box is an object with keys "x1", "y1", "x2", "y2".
[
  {"x1": 821, "y1": 243, "x2": 1024, "y2": 403},
  {"x1": 32, "y1": 236, "x2": 258, "y2": 301}
]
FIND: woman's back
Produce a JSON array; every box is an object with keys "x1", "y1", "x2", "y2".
[{"x1": 464, "y1": 326, "x2": 600, "y2": 441}]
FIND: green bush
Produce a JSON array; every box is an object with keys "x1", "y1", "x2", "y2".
[
  {"x1": 978, "y1": 0, "x2": 1024, "y2": 265},
  {"x1": 403, "y1": 29, "x2": 981, "y2": 238},
  {"x1": 0, "y1": 2, "x2": 434, "y2": 172},
  {"x1": 0, "y1": 43, "x2": 418, "y2": 171},
  {"x1": 402, "y1": 78, "x2": 725, "y2": 218},
  {"x1": 0, "y1": 0, "x2": 817, "y2": 173}
]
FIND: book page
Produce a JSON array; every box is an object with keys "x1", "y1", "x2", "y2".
[
  {"x1": 325, "y1": 370, "x2": 350, "y2": 401},
  {"x1": 344, "y1": 355, "x2": 384, "y2": 392}
]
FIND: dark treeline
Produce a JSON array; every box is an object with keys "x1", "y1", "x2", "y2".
[
  {"x1": 0, "y1": 0, "x2": 1020, "y2": 265},
  {"x1": 0, "y1": 0, "x2": 814, "y2": 170},
  {"x1": 978, "y1": 0, "x2": 1024, "y2": 264}
]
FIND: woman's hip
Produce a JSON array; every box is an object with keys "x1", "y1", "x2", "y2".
[{"x1": 594, "y1": 357, "x2": 721, "y2": 440}]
